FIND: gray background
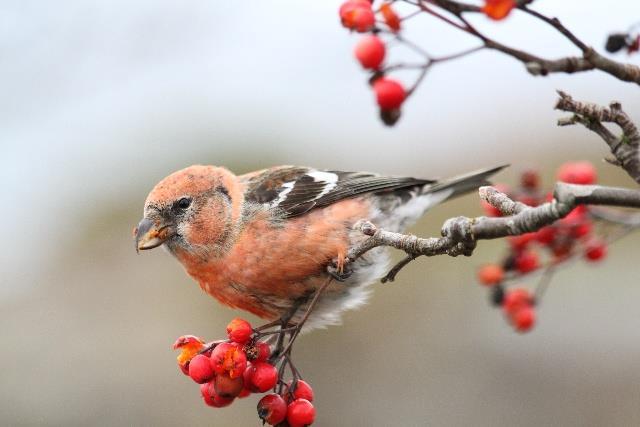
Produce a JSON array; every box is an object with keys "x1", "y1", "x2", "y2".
[{"x1": 2, "y1": 0, "x2": 640, "y2": 425}]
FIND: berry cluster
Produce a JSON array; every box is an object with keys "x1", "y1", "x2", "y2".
[
  {"x1": 174, "y1": 318, "x2": 315, "y2": 426},
  {"x1": 339, "y1": 0, "x2": 517, "y2": 125},
  {"x1": 476, "y1": 162, "x2": 608, "y2": 333},
  {"x1": 339, "y1": 1, "x2": 406, "y2": 125}
]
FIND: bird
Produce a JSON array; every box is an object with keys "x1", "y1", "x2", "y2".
[{"x1": 135, "y1": 164, "x2": 505, "y2": 330}]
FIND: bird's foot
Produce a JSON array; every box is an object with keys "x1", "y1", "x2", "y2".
[{"x1": 327, "y1": 252, "x2": 353, "y2": 282}]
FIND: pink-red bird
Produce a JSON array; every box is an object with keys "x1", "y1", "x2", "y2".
[{"x1": 135, "y1": 164, "x2": 503, "y2": 329}]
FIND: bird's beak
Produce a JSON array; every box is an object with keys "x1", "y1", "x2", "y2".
[{"x1": 134, "y1": 218, "x2": 175, "y2": 253}]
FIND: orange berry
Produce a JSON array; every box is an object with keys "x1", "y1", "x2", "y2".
[
  {"x1": 380, "y1": 2, "x2": 401, "y2": 32},
  {"x1": 173, "y1": 335, "x2": 205, "y2": 375},
  {"x1": 482, "y1": 0, "x2": 516, "y2": 21},
  {"x1": 477, "y1": 264, "x2": 504, "y2": 286}
]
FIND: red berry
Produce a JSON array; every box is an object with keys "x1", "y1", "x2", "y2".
[
  {"x1": 512, "y1": 306, "x2": 536, "y2": 333},
  {"x1": 373, "y1": 78, "x2": 406, "y2": 110},
  {"x1": 188, "y1": 354, "x2": 215, "y2": 384},
  {"x1": 628, "y1": 35, "x2": 640, "y2": 54},
  {"x1": 482, "y1": 184, "x2": 512, "y2": 215},
  {"x1": 339, "y1": 0, "x2": 371, "y2": 20},
  {"x1": 244, "y1": 361, "x2": 279, "y2": 393},
  {"x1": 227, "y1": 318, "x2": 253, "y2": 344},
  {"x1": 287, "y1": 398, "x2": 316, "y2": 427},
  {"x1": 481, "y1": 200, "x2": 502, "y2": 217},
  {"x1": 552, "y1": 241, "x2": 574, "y2": 260},
  {"x1": 354, "y1": 35, "x2": 385, "y2": 70},
  {"x1": 200, "y1": 383, "x2": 216, "y2": 407},
  {"x1": 502, "y1": 288, "x2": 533, "y2": 317},
  {"x1": 210, "y1": 342, "x2": 247, "y2": 379},
  {"x1": 339, "y1": 1, "x2": 375, "y2": 32},
  {"x1": 520, "y1": 169, "x2": 540, "y2": 190},
  {"x1": 477, "y1": 264, "x2": 504, "y2": 286},
  {"x1": 179, "y1": 362, "x2": 190, "y2": 376},
  {"x1": 571, "y1": 220, "x2": 592, "y2": 239},
  {"x1": 535, "y1": 226, "x2": 557, "y2": 245},
  {"x1": 257, "y1": 393, "x2": 288, "y2": 426},
  {"x1": 243, "y1": 364, "x2": 254, "y2": 388},
  {"x1": 584, "y1": 239, "x2": 607, "y2": 262},
  {"x1": 201, "y1": 382, "x2": 234, "y2": 408},
  {"x1": 517, "y1": 195, "x2": 539, "y2": 207},
  {"x1": 557, "y1": 161, "x2": 597, "y2": 185},
  {"x1": 286, "y1": 380, "x2": 315, "y2": 403},
  {"x1": 215, "y1": 373, "x2": 245, "y2": 398},
  {"x1": 256, "y1": 342, "x2": 271, "y2": 362},
  {"x1": 514, "y1": 250, "x2": 539, "y2": 274},
  {"x1": 561, "y1": 205, "x2": 588, "y2": 226},
  {"x1": 508, "y1": 232, "x2": 536, "y2": 251},
  {"x1": 544, "y1": 191, "x2": 554, "y2": 202},
  {"x1": 238, "y1": 387, "x2": 251, "y2": 398}
]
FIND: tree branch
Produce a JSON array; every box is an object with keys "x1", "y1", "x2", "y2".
[
  {"x1": 404, "y1": 0, "x2": 640, "y2": 84},
  {"x1": 338, "y1": 183, "x2": 640, "y2": 281},
  {"x1": 555, "y1": 91, "x2": 640, "y2": 184}
]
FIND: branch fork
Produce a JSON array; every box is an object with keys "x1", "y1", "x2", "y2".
[{"x1": 332, "y1": 183, "x2": 640, "y2": 283}]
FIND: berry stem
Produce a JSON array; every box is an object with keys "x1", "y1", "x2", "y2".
[{"x1": 275, "y1": 277, "x2": 334, "y2": 361}]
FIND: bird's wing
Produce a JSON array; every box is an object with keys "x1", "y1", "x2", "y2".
[{"x1": 240, "y1": 166, "x2": 434, "y2": 218}]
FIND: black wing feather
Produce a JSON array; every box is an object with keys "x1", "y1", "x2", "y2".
[{"x1": 242, "y1": 167, "x2": 434, "y2": 218}]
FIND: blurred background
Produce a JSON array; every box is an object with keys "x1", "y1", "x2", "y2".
[{"x1": 2, "y1": 0, "x2": 640, "y2": 425}]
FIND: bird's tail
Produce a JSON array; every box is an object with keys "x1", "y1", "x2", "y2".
[
  {"x1": 369, "y1": 164, "x2": 507, "y2": 233},
  {"x1": 426, "y1": 164, "x2": 508, "y2": 200}
]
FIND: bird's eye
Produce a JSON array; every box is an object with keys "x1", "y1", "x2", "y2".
[{"x1": 177, "y1": 197, "x2": 191, "y2": 210}]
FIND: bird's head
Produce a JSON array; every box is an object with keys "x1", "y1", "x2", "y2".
[{"x1": 134, "y1": 165, "x2": 243, "y2": 258}]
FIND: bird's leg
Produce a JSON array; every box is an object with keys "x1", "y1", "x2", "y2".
[
  {"x1": 327, "y1": 250, "x2": 353, "y2": 282},
  {"x1": 270, "y1": 297, "x2": 306, "y2": 362},
  {"x1": 273, "y1": 277, "x2": 334, "y2": 362}
]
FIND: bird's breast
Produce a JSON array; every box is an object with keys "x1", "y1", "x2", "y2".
[{"x1": 176, "y1": 198, "x2": 374, "y2": 319}]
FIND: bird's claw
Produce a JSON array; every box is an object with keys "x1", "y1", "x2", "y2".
[{"x1": 327, "y1": 253, "x2": 353, "y2": 282}]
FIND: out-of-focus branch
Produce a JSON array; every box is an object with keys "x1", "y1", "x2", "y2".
[
  {"x1": 402, "y1": 0, "x2": 640, "y2": 84},
  {"x1": 555, "y1": 91, "x2": 640, "y2": 184},
  {"x1": 333, "y1": 184, "x2": 640, "y2": 281}
]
